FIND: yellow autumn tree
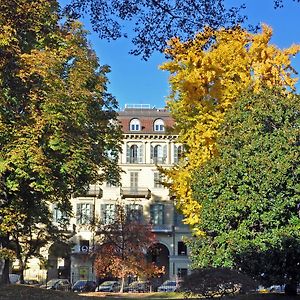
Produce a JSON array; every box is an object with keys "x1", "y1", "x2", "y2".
[{"x1": 160, "y1": 25, "x2": 300, "y2": 234}]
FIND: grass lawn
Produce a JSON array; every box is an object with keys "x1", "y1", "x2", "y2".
[{"x1": 1, "y1": 285, "x2": 300, "y2": 300}]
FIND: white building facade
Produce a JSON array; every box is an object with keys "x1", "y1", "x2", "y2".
[{"x1": 23, "y1": 105, "x2": 191, "y2": 285}]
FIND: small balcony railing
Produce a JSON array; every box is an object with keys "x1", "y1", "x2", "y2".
[
  {"x1": 76, "y1": 185, "x2": 103, "y2": 198},
  {"x1": 151, "y1": 157, "x2": 167, "y2": 164},
  {"x1": 120, "y1": 187, "x2": 151, "y2": 199},
  {"x1": 151, "y1": 225, "x2": 173, "y2": 233}
]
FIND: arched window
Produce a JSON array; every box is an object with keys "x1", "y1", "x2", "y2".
[
  {"x1": 130, "y1": 118, "x2": 141, "y2": 131},
  {"x1": 130, "y1": 145, "x2": 138, "y2": 163},
  {"x1": 126, "y1": 144, "x2": 144, "y2": 163},
  {"x1": 154, "y1": 145, "x2": 163, "y2": 160},
  {"x1": 153, "y1": 119, "x2": 165, "y2": 131},
  {"x1": 151, "y1": 144, "x2": 167, "y2": 164}
]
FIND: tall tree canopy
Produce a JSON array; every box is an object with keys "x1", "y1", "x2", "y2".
[
  {"x1": 65, "y1": 0, "x2": 247, "y2": 59},
  {"x1": 0, "y1": 0, "x2": 121, "y2": 283},
  {"x1": 189, "y1": 88, "x2": 300, "y2": 291},
  {"x1": 64, "y1": 0, "x2": 300, "y2": 59},
  {"x1": 160, "y1": 25, "x2": 300, "y2": 233}
]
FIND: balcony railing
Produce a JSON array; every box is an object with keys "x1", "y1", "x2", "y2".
[
  {"x1": 151, "y1": 157, "x2": 167, "y2": 164},
  {"x1": 151, "y1": 225, "x2": 173, "y2": 233},
  {"x1": 120, "y1": 187, "x2": 151, "y2": 199},
  {"x1": 76, "y1": 185, "x2": 103, "y2": 198}
]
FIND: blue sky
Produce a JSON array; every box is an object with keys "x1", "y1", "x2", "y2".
[{"x1": 59, "y1": 0, "x2": 300, "y2": 110}]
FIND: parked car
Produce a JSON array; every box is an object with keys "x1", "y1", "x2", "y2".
[
  {"x1": 95, "y1": 280, "x2": 120, "y2": 292},
  {"x1": 125, "y1": 281, "x2": 150, "y2": 293},
  {"x1": 268, "y1": 285, "x2": 285, "y2": 293},
  {"x1": 23, "y1": 279, "x2": 40, "y2": 286},
  {"x1": 72, "y1": 280, "x2": 97, "y2": 292},
  {"x1": 40, "y1": 278, "x2": 71, "y2": 291},
  {"x1": 157, "y1": 280, "x2": 181, "y2": 292},
  {"x1": 9, "y1": 274, "x2": 20, "y2": 284}
]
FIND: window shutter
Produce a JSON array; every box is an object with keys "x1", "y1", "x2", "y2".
[
  {"x1": 163, "y1": 145, "x2": 167, "y2": 163},
  {"x1": 90, "y1": 204, "x2": 95, "y2": 223},
  {"x1": 100, "y1": 204, "x2": 106, "y2": 223},
  {"x1": 174, "y1": 145, "x2": 178, "y2": 163},
  {"x1": 150, "y1": 205, "x2": 154, "y2": 223},
  {"x1": 138, "y1": 205, "x2": 143, "y2": 223},
  {"x1": 76, "y1": 204, "x2": 81, "y2": 224},
  {"x1": 126, "y1": 144, "x2": 130, "y2": 163},
  {"x1": 138, "y1": 144, "x2": 143, "y2": 163},
  {"x1": 161, "y1": 204, "x2": 165, "y2": 225},
  {"x1": 150, "y1": 145, "x2": 154, "y2": 159}
]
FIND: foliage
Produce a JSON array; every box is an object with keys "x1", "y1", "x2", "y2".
[
  {"x1": 160, "y1": 25, "x2": 300, "y2": 233},
  {"x1": 180, "y1": 268, "x2": 257, "y2": 299},
  {"x1": 0, "y1": 0, "x2": 122, "y2": 283},
  {"x1": 274, "y1": 0, "x2": 300, "y2": 8},
  {"x1": 93, "y1": 202, "x2": 164, "y2": 292},
  {"x1": 64, "y1": 0, "x2": 247, "y2": 59},
  {"x1": 189, "y1": 89, "x2": 300, "y2": 289},
  {"x1": 62, "y1": 1, "x2": 300, "y2": 59}
]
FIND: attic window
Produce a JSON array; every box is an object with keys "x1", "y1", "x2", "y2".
[
  {"x1": 154, "y1": 119, "x2": 165, "y2": 131},
  {"x1": 130, "y1": 118, "x2": 141, "y2": 131}
]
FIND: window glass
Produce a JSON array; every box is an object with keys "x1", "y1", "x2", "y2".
[
  {"x1": 151, "y1": 144, "x2": 167, "y2": 164},
  {"x1": 154, "y1": 172, "x2": 163, "y2": 188},
  {"x1": 153, "y1": 119, "x2": 165, "y2": 131},
  {"x1": 130, "y1": 145, "x2": 138, "y2": 163},
  {"x1": 150, "y1": 204, "x2": 164, "y2": 225},
  {"x1": 177, "y1": 268, "x2": 188, "y2": 278},
  {"x1": 130, "y1": 118, "x2": 141, "y2": 131},
  {"x1": 127, "y1": 144, "x2": 143, "y2": 163},
  {"x1": 53, "y1": 205, "x2": 68, "y2": 223},
  {"x1": 174, "y1": 145, "x2": 183, "y2": 163},
  {"x1": 126, "y1": 204, "x2": 143, "y2": 223},
  {"x1": 178, "y1": 241, "x2": 187, "y2": 256},
  {"x1": 101, "y1": 204, "x2": 116, "y2": 224},
  {"x1": 130, "y1": 172, "x2": 139, "y2": 190},
  {"x1": 76, "y1": 203, "x2": 93, "y2": 225}
]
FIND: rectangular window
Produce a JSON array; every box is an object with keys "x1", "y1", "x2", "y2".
[
  {"x1": 76, "y1": 203, "x2": 93, "y2": 225},
  {"x1": 154, "y1": 172, "x2": 163, "y2": 188},
  {"x1": 178, "y1": 241, "x2": 187, "y2": 256},
  {"x1": 53, "y1": 205, "x2": 67, "y2": 223},
  {"x1": 150, "y1": 204, "x2": 164, "y2": 225},
  {"x1": 126, "y1": 204, "x2": 143, "y2": 223},
  {"x1": 174, "y1": 145, "x2": 183, "y2": 164},
  {"x1": 174, "y1": 210, "x2": 184, "y2": 226},
  {"x1": 101, "y1": 204, "x2": 116, "y2": 225},
  {"x1": 177, "y1": 268, "x2": 188, "y2": 278},
  {"x1": 130, "y1": 172, "x2": 139, "y2": 190}
]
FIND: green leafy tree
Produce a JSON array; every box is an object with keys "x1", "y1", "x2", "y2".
[
  {"x1": 189, "y1": 89, "x2": 300, "y2": 294},
  {"x1": 65, "y1": 0, "x2": 247, "y2": 59},
  {"x1": 0, "y1": 0, "x2": 121, "y2": 284}
]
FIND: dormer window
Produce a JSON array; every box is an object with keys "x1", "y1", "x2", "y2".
[
  {"x1": 130, "y1": 118, "x2": 141, "y2": 131},
  {"x1": 154, "y1": 119, "x2": 165, "y2": 131}
]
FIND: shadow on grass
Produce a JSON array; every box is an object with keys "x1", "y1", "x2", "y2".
[{"x1": 1, "y1": 285, "x2": 300, "y2": 300}]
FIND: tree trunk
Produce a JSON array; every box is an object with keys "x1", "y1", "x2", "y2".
[
  {"x1": 0, "y1": 258, "x2": 10, "y2": 285},
  {"x1": 120, "y1": 276, "x2": 125, "y2": 293},
  {"x1": 0, "y1": 236, "x2": 10, "y2": 285},
  {"x1": 18, "y1": 265, "x2": 25, "y2": 284}
]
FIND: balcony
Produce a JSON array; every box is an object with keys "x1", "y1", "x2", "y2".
[
  {"x1": 151, "y1": 157, "x2": 167, "y2": 164},
  {"x1": 120, "y1": 187, "x2": 151, "y2": 199},
  {"x1": 76, "y1": 185, "x2": 103, "y2": 198}
]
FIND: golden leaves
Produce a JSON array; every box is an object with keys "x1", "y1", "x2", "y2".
[{"x1": 161, "y1": 24, "x2": 300, "y2": 233}]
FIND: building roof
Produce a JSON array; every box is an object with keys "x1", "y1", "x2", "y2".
[{"x1": 118, "y1": 107, "x2": 175, "y2": 134}]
